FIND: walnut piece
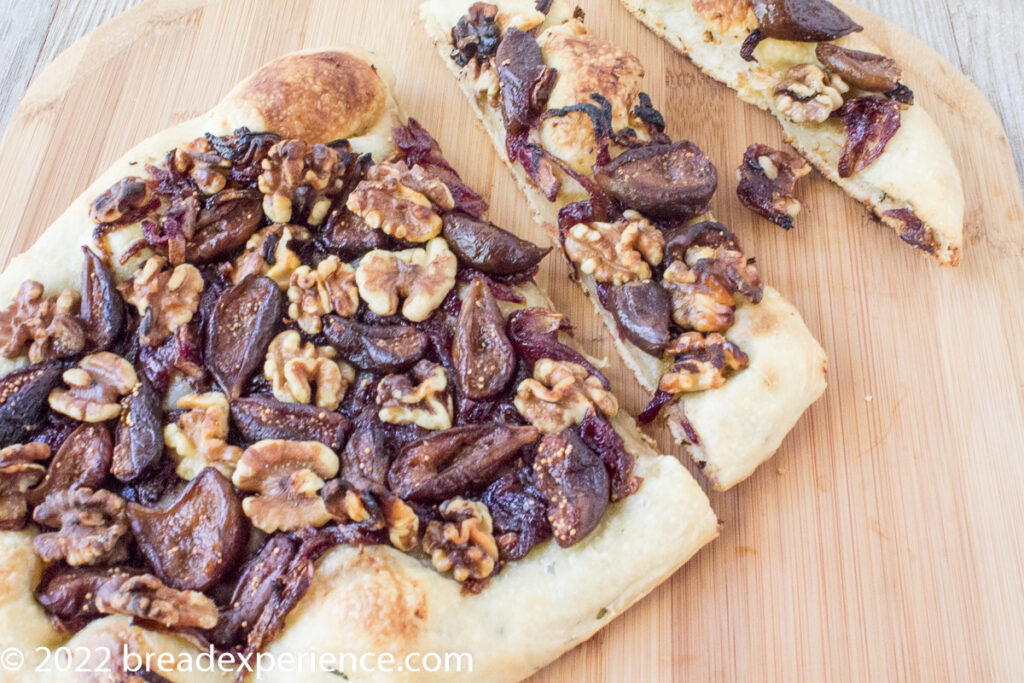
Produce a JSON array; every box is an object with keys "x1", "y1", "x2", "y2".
[
  {"x1": 264, "y1": 330, "x2": 354, "y2": 411},
  {"x1": 0, "y1": 443, "x2": 50, "y2": 531},
  {"x1": 95, "y1": 573, "x2": 218, "y2": 629},
  {"x1": 232, "y1": 439, "x2": 339, "y2": 533},
  {"x1": 514, "y1": 359, "x2": 618, "y2": 433},
  {"x1": 422, "y1": 497, "x2": 499, "y2": 582},
  {"x1": 164, "y1": 392, "x2": 244, "y2": 480},
  {"x1": 564, "y1": 210, "x2": 664, "y2": 285},
  {"x1": 287, "y1": 256, "x2": 359, "y2": 333},
  {"x1": 659, "y1": 332, "x2": 750, "y2": 394},
  {"x1": 774, "y1": 63, "x2": 849, "y2": 123},
  {"x1": 33, "y1": 488, "x2": 129, "y2": 566},
  {"x1": 323, "y1": 482, "x2": 420, "y2": 551},
  {"x1": 0, "y1": 281, "x2": 86, "y2": 363},
  {"x1": 258, "y1": 139, "x2": 344, "y2": 225},
  {"x1": 662, "y1": 259, "x2": 737, "y2": 333},
  {"x1": 49, "y1": 352, "x2": 138, "y2": 422},
  {"x1": 230, "y1": 224, "x2": 309, "y2": 289},
  {"x1": 89, "y1": 176, "x2": 152, "y2": 224},
  {"x1": 355, "y1": 238, "x2": 457, "y2": 322},
  {"x1": 173, "y1": 136, "x2": 230, "y2": 195},
  {"x1": 376, "y1": 360, "x2": 453, "y2": 431},
  {"x1": 736, "y1": 144, "x2": 812, "y2": 230},
  {"x1": 119, "y1": 256, "x2": 204, "y2": 346},
  {"x1": 346, "y1": 161, "x2": 454, "y2": 242}
]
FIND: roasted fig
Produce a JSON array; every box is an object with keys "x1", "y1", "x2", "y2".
[
  {"x1": 205, "y1": 275, "x2": 283, "y2": 398},
  {"x1": 533, "y1": 429, "x2": 609, "y2": 547},
  {"x1": 815, "y1": 43, "x2": 900, "y2": 93},
  {"x1": 112, "y1": 375, "x2": 163, "y2": 481},
  {"x1": 605, "y1": 281, "x2": 671, "y2": 355},
  {"x1": 0, "y1": 361, "x2": 64, "y2": 446},
  {"x1": 506, "y1": 308, "x2": 610, "y2": 388},
  {"x1": 834, "y1": 96, "x2": 901, "y2": 178},
  {"x1": 751, "y1": 0, "x2": 862, "y2": 42},
  {"x1": 388, "y1": 423, "x2": 539, "y2": 502},
  {"x1": 79, "y1": 247, "x2": 125, "y2": 351},
  {"x1": 442, "y1": 212, "x2": 549, "y2": 275},
  {"x1": 483, "y1": 472, "x2": 551, "y2": 561},
  {"x1": 189, "y1": 189, "x2": 263, "y2": 263},
  {"x1": 496, "y1": 28, "x2": 558, "y2": 134},
  {"x1": 340, "y1": 417, "x2": 390, "y2": 489},
  {"x1": 34, "y1": 565, "x2": 141, "y2": 634},
  {"x1": 231, "y1": 396, "x2": 350, "y2": 451},
  {"x1": 593, "y1": 141, "x2": 717, "y2": 219},
  {"x1": 127, "y1": 467, "x2": 248, "y2": 592},
  {"x1": 26, "y1": 423, "x2": 112, "y2": 506},
  {"x1": 320, "y1": 209, "x2": 388, "y2": 260},
  {"x1": 453, "y1": 278, "x2": 516, "y2": 400},
  {"x1": 322, "y1": 315, "x2": 427, "y2": 373}
]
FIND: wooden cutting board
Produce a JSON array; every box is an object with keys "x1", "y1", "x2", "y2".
[{"x1": 1, "y1": 0, "x2": 1021, "y2": 679}]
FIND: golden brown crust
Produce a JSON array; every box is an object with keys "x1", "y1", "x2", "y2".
[
  {"x1": 692, "y1": 0, "x2": 756, "y2": 34},
  {"x1": 223, "y1": 50, "x2": 388, "y2": 143}
]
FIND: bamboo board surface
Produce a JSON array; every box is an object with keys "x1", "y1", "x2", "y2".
[{"x1": 0, "y1": 0, "x2": 1021, "y2": 679}]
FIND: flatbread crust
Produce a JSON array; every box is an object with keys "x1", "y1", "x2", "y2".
[
  {"x1": 0, "y1": 48, "x2": 718, "y2": 682},
  {"x1": 420, "y1": 0, "x2": 827, "y2": 490},
  {"x1": 618, "y1": 0, "x2": 965, "y2": 266}
]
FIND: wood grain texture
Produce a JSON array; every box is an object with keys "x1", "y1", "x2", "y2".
[{"x1": 0, "y1": 0, "x2": 1022, "y2": 681}]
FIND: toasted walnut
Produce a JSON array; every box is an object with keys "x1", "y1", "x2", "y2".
[
  {"x1": 323, "y1": 482, "x2": 420, "y2": 551},
  {"x1": 660, "y1": 332, "x2": 750, "y2": 394},
  {"x1": 258, "y1": 139, "x2": 344, "y2": 225},
  {"x1": 564, "y1": 211, "x2": 664, "y2": 285},
  {"x1": 264, "y1": 331, "x2": 354, "y2": 411},
  {"x1": 736, "y1": 144, "x2": 812, "y2": 230},
  {"x1": 173, "y1": 136, "x2": 230, "y2": 194},
  {"x1": 0, "y1": 281, "x2": 86, "y2": 363},
  {"x1": 164, "y1": 392, "x2": 244, "y2": 480},
  {"x1": 774, "y1": 63, "x2": 849, "y2": 123},
  {"x1": 384, "y1": 496, "x2": 420, "y2": 551},
  {"x1": 287, "y1": 256, "x2": 359, "y2": 334},
  {"x1": 231, "y1": 224, "x2": 309, "y2": 289},
  {"x1": 0, "y1": 443, "x2": 50, "y2": 530},
  {"x1": 89, "y1": 176, "x2": 152, "y2": 224},
  {"x1": 355, "y1": 238, "x2": 457, "y2": 322},
  {"x1": 49, "y1": 352, "x2": 138, "y2": 422},
  {"x1": 514, "y1": 359, "x2": 618, "y2": 433},
  {"x1": 346, "y1": 161, "x2": 454, "y2": 242},
  {"x1": 232, "y1": 439, "x2": 339, "y2": 533},
  {"x1": 95, "y1": 573, "x2": 218, "y2": 629},
  {"x1": 119, "y1": 256, "x2": 204, "y2": 346},
  {"x1": 662, "y1": 259, "x2": 737, "y2": 333},
  {"x1": 423, "y1": 498, "x2": 499, "y2": 582},
  {"x1": 377, "y1": 360, "x2": 452, "y2": 431},
  {"x1": 33, "y1": 488, "x2": 129, "y2": 566}
]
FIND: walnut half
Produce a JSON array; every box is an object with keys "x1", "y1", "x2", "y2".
[
  {"x1": 95, "y1": 573, "x2": 218, "y2": 629},
  {"x1": 422, "y1": 497, "x2": 499, "y2": 583},
  {"x1": 355, "y1": 238, "x2": 457, "y2": 322},
  {"x1": 287, "y1": 256, "x2": 359, "y2": 334},
  {"x1": 659, "y1": 332, "x2": 750, "y2": 394},
  {"x1": 564, "y1": 210, "x2": 664, "y2": 285},
  {"x1": 0, "y1": 443, "x2": 50, "y2": 530},
  {"x1": 514, "y1": 359, "x2": 618, "y2": 433},
  {"x1": 0, "y1": 281, "x2": 85, "y2": 363},
  {"x1": 119, "y1": 256, "x2": 204, "y2": 346},
  {"x1": 264, "y1": 330, "x2": 354, "y2": 411},
  {"x1": 232, "y1": 439, "x2": 340, "y2": 533},
  {"x1": 774, "y1": 63, "x2": 849, "y2": 123},
  {"x1": 164, "y1": 392, "x2": 243, "y2": 480},
  {"x1": 377, "y1": 360, "x2": 453, "y2": 431},
  {"x1": 347, "y1": 161, "x2": 454, "y2": 242},
  {"x1": 33, "y1": 488, "x2": 129, "y2": 566},
  {"x1": 49, "y1": 352, "x2": 138, "y2": 422}
]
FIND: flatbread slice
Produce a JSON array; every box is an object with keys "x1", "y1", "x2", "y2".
[
  {"x1": 420, "y1": 0, "x2": 827, "y2": 489},
  {"x1": 619, "y1": 0, "x2": 965, "y2": 265},
  {"x1": 0, "y1": 48, "x2": 717, "y2": 682}
]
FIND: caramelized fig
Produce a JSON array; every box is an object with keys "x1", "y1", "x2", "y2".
[
  {"x1": 533, "y1": 429, "x2": 609, "y2": 547},
  {"x1": 35, "y1": 565, "x2": 141, "y2": 634},
  {"x1": 322, "y1": 315, "x2": 427, "y2": 372},
  {"x1": 442, "y1": 212, "x2": 549, "y2": 275},
  {"x1": 751, "y1": 0, "x2": 862, "y2": 42},
  {"x1": 127, "y1": 467, "x2": 248, "y2": 592},
  {"x1": 189, "y1": 189, "x2": 263, "y2": 263},
  {"x1": 112, "y1": 375, "x2": 163, "y2": 481},
  {"x1": 79, "y1": 247, "x2": 125, "y2": 351},
  {"x1": 483, "y1": 472, "x2": 551, "y2": 561},
  {"x1": 506, "y1": 308, "x2": 610, "y2": 388},
  {"x1": 496, "y1": 28, "x2": 558, "y2": 134},
  {"x1": 388, "y1": 423, "x2": 539, "y2": 502},
  {"x1": 320, "y1": 209, "x2": 388, "y2": 260},
  {"x1": 834, "y1": 96, "x2": 901, "y2": 178},
  {"x1": 205, "y1": 275, "x2": 283, "y2": 398},
  {"x1": 27, "y1": 423, "x2": 112, "y2": 506},
  {"x1": 0, "y1": 361, "x2": 64, "y2": 446},
  {"x1": 453, "y1": 278, "x2": 516, "y2": 400},
  {"x1": 605, "y1": 281, "x2": 671, "y2": 355},
  {"x1": 340, "y1": 417, "x2": 390, "y2": 488},
  {"x1": 815, "y1": 43, "x2": 900, "y2": 93},
  {"x1": 593, "y1": 141, "x2": 717, "y2": 219},
  {"x1": 231, "y1": 396, "x2": 350, "y2": 451}
]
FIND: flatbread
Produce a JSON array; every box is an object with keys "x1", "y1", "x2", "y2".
[
  {"x1": 420, "y1": 0, "x2": 827, "y2": 489},
  {"x1": 619, "y1": 0, "x2": 965, "y2": 265},
  {"x1": 0, "y1": 48, "x2": 718, "y2": 682}
]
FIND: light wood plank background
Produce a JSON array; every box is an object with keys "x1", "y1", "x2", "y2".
[
  {"x1": 0, "y1": 1, "x2": 1022, "y2": 682},
  {"x1": 2, "y1": 0, "x2": 1022, "y2": 181}
]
